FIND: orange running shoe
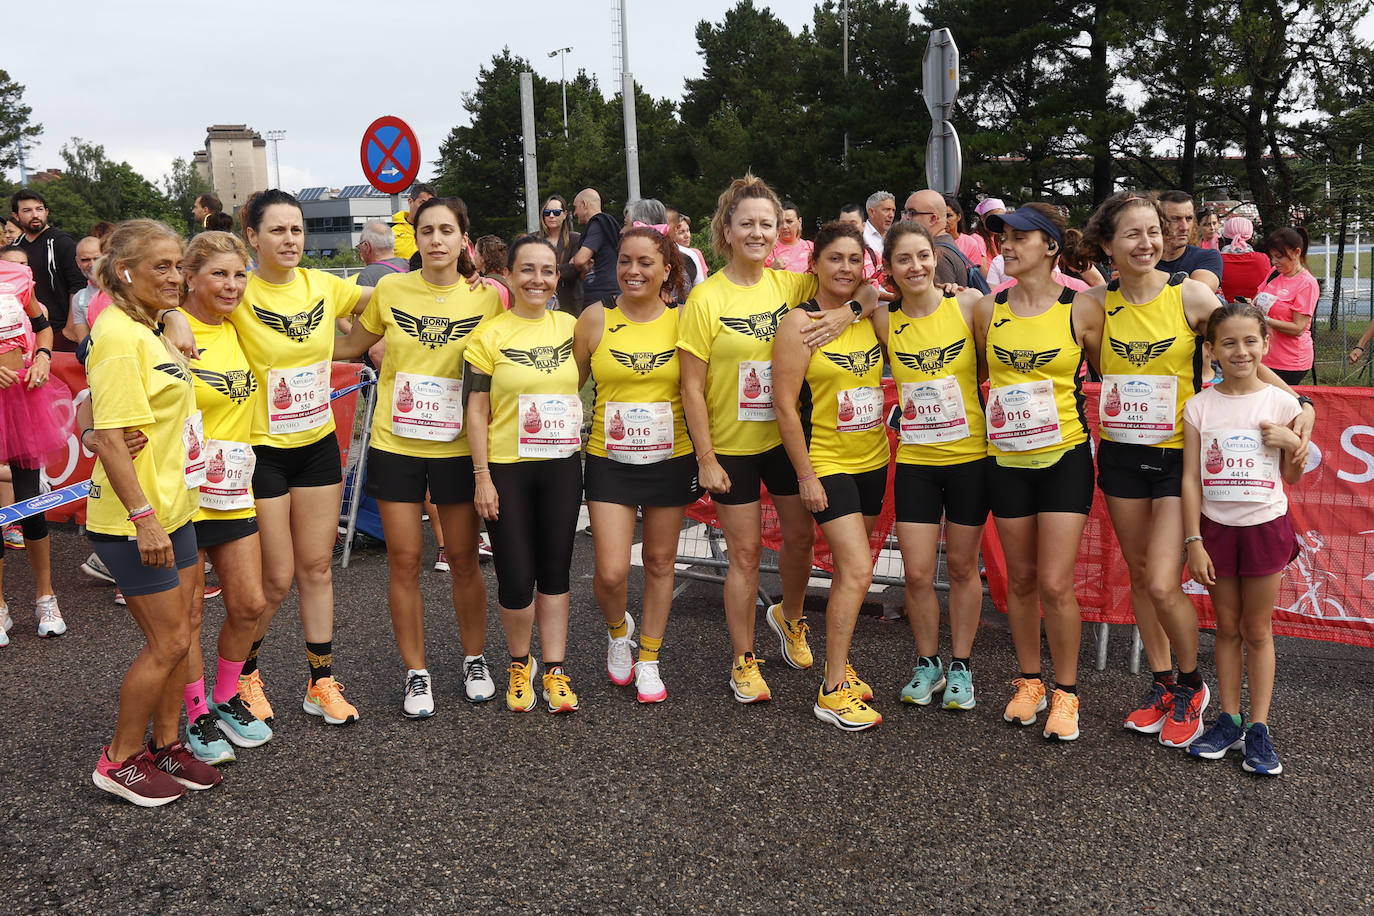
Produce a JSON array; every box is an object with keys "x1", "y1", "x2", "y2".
[
  {"x1": 1003, "y1": 677, "x2": 1047, "y2": 726},
  {"x1": 302, "y1": 676, "x2": 359, "y2": 725},
  {"x1": 237, "y1": 670, "x2": 274, "y2": 724},
  {"x1": 1042, "y1": 688, "x2": 1080, "y2": 741}
]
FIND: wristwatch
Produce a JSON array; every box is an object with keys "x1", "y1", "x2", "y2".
[
  {"x1": 1296, "y1": 395, "x2": 1314, "y2": 409},
  {"x1": 846, "y1": 299, "x2": 863, "y2": 322}
]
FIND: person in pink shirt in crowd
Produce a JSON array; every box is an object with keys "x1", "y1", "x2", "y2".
[
  {"x1": 1197, "y1": 208, "x2": 1221, "y2": 250},
  {"x1": 946, "y1": 196, "x2": 988, "y2": 271},
  {"x1": 973, "y1": 198, "x2": 1005, "y2": 272},
  {"x1": 1255, "y1": 227, "x2": 1320, "y2": 385},
  {"x1": 767, "y1": 200, "x2": 813, "y2": 273},
  {"x1": 1218, "y1": 217, "x2": 1272, "y2": 304}
]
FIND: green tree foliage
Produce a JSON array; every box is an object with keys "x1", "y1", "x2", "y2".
[
  {"x1": 0, "y1": 70, "x2": 42, "y2": 174},
  {"x1": 162, "y1": 156, "x2": 215, "y2": 232}
]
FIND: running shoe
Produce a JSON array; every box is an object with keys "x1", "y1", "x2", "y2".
[
  {"x1": 1042, "y1": 688, "x2": 1080, "y2": 741},
  {"x1": 92, "y1": 746, "x2": 185, "y2": 807},
  {"x1": 186, "y1": 712, "x2": 236, "y2": 765},
  {"x1": 238, "y1": 670, "x2": 274, "y2": 724},
  {"x1": 0, "y1": 604, "x2": 12, "y2": 648},
  {"x1": 1242, "y1": 723, "x2": 1283, "y2": 775},
  {"x1": 434, "y1": 547, "x2": 449, "y2": 572},
  {"x1": 942, "y1": 661, "x2": 976, "y2": 710},
  {"x1": 899, "y1": 657, "x2": 946, "y2": 706},
  {"x1": 114, "y1": 591, "x2": 126, "y2": 606},
  {"x1": 729, "y1": 654, "x2": 771, "y2": 704},
  {"x1": 843, "y1": 662, "x2": 873, "y2": 701},
  {"x1": 506, "y1": 657, "x2": 539, "y2": 712},
  {"x1": 151, "y1": 740, "x2": 223, "y2": 790},
  {"x1": 477, "y1": 534, "x2": 493, "y2": 559},
  {"x1": 1003, "y1": 677, "x2": 1048, "y2": 726},
  {"x1": 1159, "y1": 681, "x2": 1210, "y2": 748},
  {"x1": 542, "y1": 668, "x2": 580, "y2": 713},
  {"x1": 403, "y1": 669, "x2": 435, "y2": 719},
  {"x1": 1189, "y1": 714, "x2": 1245, "y2": 760},
  {"x1": 606, "y1": 612, "x2": 636, "y2": 686},
  {"x1": 213, "y1": 693, "x2": 273, "y2": 747},
  {"x1": 464, "y1": 654, "x2": 496, "y2": 703},
  {"x1": 635, "y1": 660, "x2": 667, "y2": 703},
  {"x1": 765, "y1": 603, "x2": 813, "y2": 669},
  {"x1": 81, "y1": 551, "x2": 116, "y2": 583},
  {"x1": 1123, "y1": 680, "x2": 1174, "y2": 734},
  {"x1": 35, "y1": 595, "x2": 66, "y2": 637},
  {"x1": 813, "y1": 682, "x2": 882, "y2": 732},
  {"x1": 4, "y1": 524, "x2": 24, "y2": 549},
  {"x1": 302, "y1": 676, "x2": 359, "y2": 725},
  {"x1": 203, "y1": 583, "x2": 222, "y2": 600}
]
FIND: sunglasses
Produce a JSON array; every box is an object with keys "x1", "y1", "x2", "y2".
[
  {"x1": 542, "y1": 208, "x2": 564, "y2": 217},
  {"x1": 903, "y1": 209, "x2": 938, "y2": 219}
]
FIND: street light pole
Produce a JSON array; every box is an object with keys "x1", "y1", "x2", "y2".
[{"x1": 548, "y1": 47, "x2": 573, "y2": 138}]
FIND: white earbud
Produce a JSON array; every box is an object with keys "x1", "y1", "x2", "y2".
[{"x1": 122, "y1": 269, "x2": 132, "y2": 283}]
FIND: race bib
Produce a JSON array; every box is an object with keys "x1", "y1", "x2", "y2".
[
  {"x1": 1201, "y1": 428, "x2": 1280, "y2": 503},
  {"x1": 899, "y1": 378, "x2": 970, "y2": 445},
  {"x1": 0, "y1": 293, "x2": 25, "y2": 342},
  {"x1": 517, "y1": 393, "x2": 583, "y2": 459},
  {"x1": 1100, "y1": 375, "x2": 1177, "y2": 445},
  {"x1": 1252, "y1": 292, "x2": 1277, "y2": 315},
  {"x1": 605, "y1": 400, "x2": 674, "y2": 465},
  {"x1": 183, "y1": 411, "x2": 206, "y2": 487},
  {"x1": 836, "y1": 386, "x2": 883, "y2": 433},
  {"x1": 737, "y1": 360, "x2": 775, "y2": 421},
  {"x1": 986, "y1": 381, "x2": 1062, "y2": 452},
  {"x1": 199, "y1": 439, "x2": 256, "y2": 511},
  {"x1": 267, "y1": 360, "x2": 330, "y2": 435},
  {"x1": 391, "y1": 372, "x2": 462, "y2": 442}
]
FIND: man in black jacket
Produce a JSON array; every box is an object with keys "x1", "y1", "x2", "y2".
[{"x1": 10, "y1": 189, "x2": 86, "y2": 352}]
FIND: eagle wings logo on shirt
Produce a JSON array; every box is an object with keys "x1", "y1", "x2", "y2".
[
  {"x1": 823, "y1": 343, "x2": 883, "y2": 377},
  {"x1": 190, "y1": 366, "x2": 258, "y2": 404},
  {"x1": 500, "y1": 338, "x2": 574, "y2": 373},
  {"x1": 154, "y1": 362, "x2": 192, "y2": 383},
  {"x1": 1108, "y1": 336, "x2": 1176, "y2": 368},
  {"x1": 720, "y1": 304, "x2": 790, "y2": 341},
  {"x1": 993, "y1": 344, "x2": 1060, "y2": 373},
  {"x1": 252, "y1": 300, "x2": 326, "y2": 342},
  {"x1": 896, "y1": 339, "x2": 966, "y2": 374},
  {"x1": 610, "y1": 348, "x2": 675, "y2": 375},
  {"x1": 393, "y1": 308, "x2": 482, "y2": 350}
]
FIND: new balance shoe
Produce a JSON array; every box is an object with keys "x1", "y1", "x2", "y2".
[
  {"x1": 1042, "y1": 689, "x2": 1080, "y2": 741},
  {"x1": 506, "y1": 658, "x2": 539, "y2": 712},
  {"x1": 942, "y1": 661, "x2": 976, "y2": 710},
  {"x1": 477, "y1": 534, "x2": 493, "y2": 559},
  {"x1": 900, "y1": 657, "x2": 946, "y2": 706},
  {"x1": 4, "y1": 524, "x2": 25, "y2": 549},
  {"x1": 813, "y1": 682, "x2": 882, "y2": 731},
  {"x1": 1189, "y1": 714, "x2": 1245, "y2": 760},
  {"x1": 80, "y1": 551, "x2": 116, "y2": 583},
  {"x1": 606, "y1": 613, "x2": 637, "y2": 686},
  {"x1": 1123, "y1": 680, "x2": 1174, "y2": 734},
  {"x1": 237, "y1": 670, "x2": 274, "y2": 724},
  {"x1": 114, "y1": 591, "x2": 126, "y2": 606},
  {"x1": 730, "y1": 654, "x2": 771, "y2": 704},
  {"x1": 542, "y1": 668, "x2": 580, "y2": 713},
  {"x1": 635, "y1": 660, "x2": 667, "y2": 703},
  {"x1": 0, "y1": 604, "x2": 12, "y2": 648},
  {"x1": 92, "y1": 746, "x2": 185, "y2": 807},
  {"x1": 35, "y1": 595, "x2": 66, "y2": 637},
  {"x1": 186, "y1": 713, "x2": 236, "y2": 765},
  {"x1": 1242, "y1": 723, "x2": 1283, "y2": 775},
  {"x1": 403, "y1": 669, "x2": 435, "y2": 718},
  {"x1": 434, "y1": 547, "x2": 449, "y2": 572},
  {"x1": 1159, "y1": 681, "x2": 1210, "y2": 748},
  {"x1": 151, "y1": 740, "x2": 223, "y2": 790},
  {"x1": 463, "y1": 654, "x2": 496, "y2": 702},
  {"x1": 302, "y1": 676, "x2": 359, "y2": 725},
  {"x1": 1003, "y1": 677, "x2": 1048, "y2": 726},
  {"x1": 213, "y1": 693, "x2": 273, "y2": 747},
  {"x1": 203, "y1": 583, "x2": 222, "y2": 600},
  {"x1": 765, "y1": 603, "x2": 813, "y2": 669}
]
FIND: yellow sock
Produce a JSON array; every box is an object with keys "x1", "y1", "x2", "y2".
[
  {"x1": 608, "y1": 616, "x2": 629, "y2": 639},
  {"x1": 639, "y1": 635, "x2": 662, "y2": 663}
]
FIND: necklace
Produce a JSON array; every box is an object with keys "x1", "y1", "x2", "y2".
[{"x1": 421, "y1": 277, "x2": 453, "y2": 303}]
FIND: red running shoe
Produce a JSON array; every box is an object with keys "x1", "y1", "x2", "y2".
[
  {"x1": 92, "y1": 746, "x2": 186, "y2": 807},
  {"x1": 1159, "y1": 682, "x2": 1210, "y2": 748},
  {"x1": 151, "y1": 741, "x2": 224, "y2": 790},
  {"x1": 1123, "y1": 680, "x2": 1174, "y2": 735}
]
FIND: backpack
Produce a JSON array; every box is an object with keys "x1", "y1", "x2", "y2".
[{"x1": 934, "y1": 237, "x2": 991, "y2": 294}]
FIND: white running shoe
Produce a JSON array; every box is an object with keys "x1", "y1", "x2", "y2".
[
  {"x1": 0, "y1": 604, "x2": 12, "y2": 647},
  {"x1": 477, "y1": 535, "x2": 493, "y2": 559},
  {"x1": 80, "y1": 552, "x2": 116, "y2": 584},
  {"x1": 606, "y1": 613, "x2": 636, "y2": 686},
  {"x1": 402, "y1": 669, "x2": 434, "y2": 718},
  {"x1": 36, "y1": 595, "x2": 66, "y2": 637},
  {"x1": 463, "y1": 654, "x2": 496, "y2": 703},
  {"x1": 635, "y1": 660, "x2": 667, "y2": 703}
]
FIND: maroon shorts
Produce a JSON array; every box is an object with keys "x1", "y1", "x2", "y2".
[{"x1": 1201, "y1": 512, "x2": 1300, "y2": 578}]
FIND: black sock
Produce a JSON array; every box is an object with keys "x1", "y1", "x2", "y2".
[
  {"x1": 1021, "y1": 671, "x2": 1042, "y2": 682},
  {"x1": 510, "y1": 653, "x2": 531, "y2": 668},
  {"x1": 306, "y1": 641, "x2": 333, "y2": 683},
  {"x1": 241, "y1": 639, "x2": 264, "y2": 677},
  {"x1": 952, "y1": 656, "x2": 971, "y2": 671},
  {"x1": 1178, "y1": 668, "x2": 1203, "y2": 690},
  {"x1": 1057, "y1": 682, "x2": 1077, "y2": 695},
  {"x1": 545, "y1": 661, "x2": 564, "y2": 674},
  {"x1": 920, "y1": 654, "x2": 940, "y2": 668},
  {"x1": 1152, "y1": 669, "x2": 1175, "y2": 687}
]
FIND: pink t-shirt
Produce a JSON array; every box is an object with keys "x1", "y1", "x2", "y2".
[
  {"x1": 767, "y1": 238, "x2": 813, "y2": 273},
  {"x1": 1257, "y1": 269, "x2": 1319, "y2": 371},
  {"x1": 0, "y1": 261, "x2": 35, "y2": 356},
  {"x1": 954, "y1": 232, "x2": 988, "y2": 271},
  {"x1": 86, "y1": 289, "x2": 113, "y2": 327},
  {"x1": 1183, "y1": 385, "x2": 1301, "y2": 527}
]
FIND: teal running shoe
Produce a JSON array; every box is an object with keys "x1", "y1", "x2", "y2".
[
  {"x1": 186, "y1": 712, "x2": 235, "y2": 765},
  {"x1": 899, "y1": 657, "x2": 945, "y2": 706},
  {"x1": 214, "y1": 693, "x2": 274, "y2": 748},
  {"x1": 942, "y1": 661, "x2": 976, "y2": 709}
]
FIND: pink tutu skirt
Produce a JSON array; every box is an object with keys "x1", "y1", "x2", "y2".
[{"x1": 0, "y1": 366, "x2": 75, "y2": 468}]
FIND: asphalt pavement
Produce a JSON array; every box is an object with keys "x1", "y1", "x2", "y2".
[{"x1": 2, "y1": 522, "x2": 1371, "y2": 913}]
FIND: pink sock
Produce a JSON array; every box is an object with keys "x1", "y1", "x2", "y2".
[
  {"x1": 184, "y1": 677, "x2": 210, "y2": 721},
  {"x1": 212, "y1": 656, "x2": 245, "y2": 705}
]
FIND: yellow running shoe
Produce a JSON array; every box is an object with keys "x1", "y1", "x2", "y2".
[
  {"x1": 1003, "y1": 677, "x2": 1047, "y2": 726},
  {"x1": 730, "y1": 654, "x2": 771, "y2": 704},
  {"x1": 1042, "y1": 688, "x2": 1081, "y2": 741},
  {"x1": 542, "y1": 669, "x2": 580, "y2": 713},
  {"x1": 302, "y1": 677, "x2": 359, "y2": 725},
  {"x1": 765, "y1": 603, "x2": 813, "y2": 669},
  {"x1": 823, "y1": 661, "x2": 873, "y2": 701},
  {"x1": 506, "y1": 658, "x2": 539, "y2": 712},
  {"x1": 237, "y1": 670, "x2": 274, "y2": 724},
  {"x1": 813, "y1": 682, "x2": 881, "y2": 731}
]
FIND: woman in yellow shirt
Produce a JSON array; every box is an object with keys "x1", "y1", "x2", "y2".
[
  {"x1": 86, "y1": 220, "x2": 222, "y2": 805},
  {"x1": 335, "y1": 198, "x2": 503, "y2": 716},
  {"x1": 573, "y1": 226, "x2": 699, "y2": 704},
  {"x1": 466, "y1": 237, "x2": 583, "y2": 715},
  {"x1": 773, "y1": 221, "x2": 889, "y2": 731}
]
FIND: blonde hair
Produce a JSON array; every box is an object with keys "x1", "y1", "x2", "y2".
[
  {"x1": 709, "y1": 172, "x2": 782, "y2": 259},
  {"x1": 182, "y1": 230, "x2": 250, "y2": 291},
  {"x1": 94, "y1": 219, "x2": 188, "y2": 366}
]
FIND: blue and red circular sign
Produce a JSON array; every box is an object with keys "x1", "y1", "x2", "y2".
[{"x1": 360, "y1": 116, "x2": 421, "y2": 194}]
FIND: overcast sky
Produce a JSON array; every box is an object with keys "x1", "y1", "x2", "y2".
[{"x1": 10, "y1": 2, "x2": 1374, "y2": 196}]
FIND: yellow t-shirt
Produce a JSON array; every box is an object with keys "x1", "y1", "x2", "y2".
[
  {"x1": 677, "y1": 268, "x2": 818, "y2": 456},
  {"x1": 86, "y1": 307, "x2": 198, "y2": 537},
  {"x1": 889, "y1": 296, "x2": 988, "y2": 466},
  {"x1": 587, "y1": 302, "x2": 693, "y2": 461},
  {"x1": 795, "y1": 303, "x2": 890, "y2": 477},
  {"x1": 464, "y1": 309, "x2": 580, "y2": 465},
  {"x1": 231, "y1": 268, "x2": 361, "y2": 448},
  {"x1": 187, "y1": 313, "x2": 259, "y2": 522},
  {"x1": 359, "y1": 271, "x2": 504, "y2": 458}
]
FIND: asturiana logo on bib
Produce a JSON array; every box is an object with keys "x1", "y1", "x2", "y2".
[
  {"x1": 1003, "y1": 388, "x2": 1032, "y2": 407},
  {"x1": 541, "y1": 399, "x2": 571, "y2": 418},
  {"x1": 1224, "y1": 434, "x2": 1259, "y2": 453},
  {"x1": 227, "y1": 446, "x2": 251, "y2": 463},
  {"x1": 625, "y1": 406, "x2": 654, "y2": 424},
  {"x1": 415, "y1": 379, "x2": 444, "y2": 399},
  {"x1": 291, "y1": 369, "x2": 315, "y2": 388},
  {"x1": 1122, "y1": 379, "x2": 1154, "y2": 397},
  {"x1": 913, "y1": 385, "x2": 939, "y2": 401}
]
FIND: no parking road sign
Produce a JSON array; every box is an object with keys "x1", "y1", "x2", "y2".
[{"x1": 360, "y1": 116, "x2": 421, "y2": 195}]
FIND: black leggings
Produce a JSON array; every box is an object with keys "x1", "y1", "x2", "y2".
[
  {"x1": 9, "y1": 464, "x2": 47, "y2": 540},
  {"x1": 486, "y1": 457, "x2": 582, "y2": 609}
]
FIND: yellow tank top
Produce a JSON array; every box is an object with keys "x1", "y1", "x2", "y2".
[
  {"x1": 985, "y1": 288, "x2": 1087, "y2": 467},
  {"x1": 796, "y1": 302, "x2": 890, "y2": 477},
  {"x1": 1099, "y1": 272, "x2": 1200, "y2": 450},
  {"x1": 588, "y1": 301, "x2": 692, "y2": 461},
  {"x1": 187, "y1": 314, "x2": 258, "y2": 522},
  {"x1": 888, "y1": 296, "x2": 987, "y2": 466}
]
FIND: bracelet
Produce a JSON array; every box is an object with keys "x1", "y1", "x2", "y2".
[
  {"x1": 1355, "y1": 345, "x2": 1366, "y2": 352},
  {"x1": 128, "y1": 505, "x2": 155, "y2": 521},
  {"x1": 473, "y1": 467, "x2": 490, "y2": 475},
  {"x1": 1183, "y1": 536, "x2": 1204, "y2": 548},
  {"x1": 80, "y1": 428, "x2": 94, "y2": 445},
  {"x1": 34, "y1": 347, "x2": 51, "y2": 359},
  {"x1": 697, "y1": 449, "x2": 715, "y2": 462},
  {"x1": 797, "y1": 472, "x2": 818, "y2": 483}
]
